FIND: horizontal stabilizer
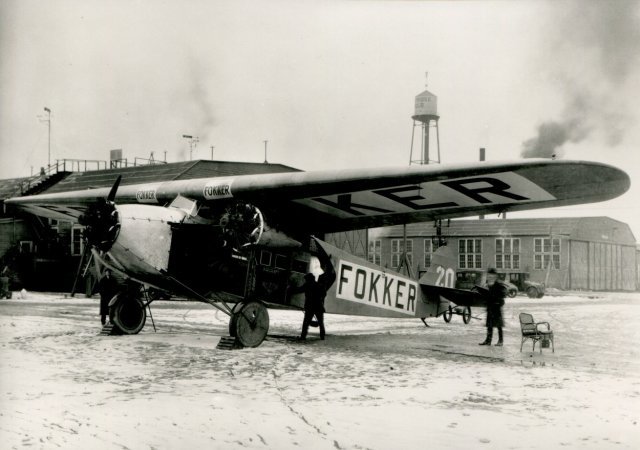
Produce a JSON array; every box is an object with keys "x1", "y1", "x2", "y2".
[
  {"x1": 419, "y1": 243, "x2": 486, "y2": 307},
  {"x1": 420, "y1": 284, "x2": 486, "y2": 307}
]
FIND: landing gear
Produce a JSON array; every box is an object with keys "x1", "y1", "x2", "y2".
[
  {"x1": 442, "y1": 305, "x2": 472, "y2": 324},
  {"x1": 462, "y1": 306, "x2": 471, "y2": 324},
  {"x1": 109, "y1": 291, "x2": 147, "y2": 335},
  {"x1": 230, "y1": 301, "x2": 269, "y2": 347},
  {"x1": 443, "y1": 306, "x2": 453, "y2": 323}
]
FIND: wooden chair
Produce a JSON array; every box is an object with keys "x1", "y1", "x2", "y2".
[{"x1": 519, "y1": 313, "x2": 554, "y2": 353}]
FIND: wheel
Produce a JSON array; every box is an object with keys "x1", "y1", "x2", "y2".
[
  {"x1": 109, "y1": 292, "x2": 146, "y2": 334},
  {"x1": 232, "y1": 301, "x2": 269, "y2": 348},
  {"x1": 462, "y1": 307, "x2": 472, "y2": 324},
  {"x1": 443, "y1": 305, "x2": 452, "y2": 323},
  {"x1": 537, "y1": 292, "x2": 544, "y2": 299},
  {"x1": 508, "y1": 289, "x2": 517, "y2": 298},
  {"x1": 526, "y1": 287, "x2": 538, "y2": 298}
]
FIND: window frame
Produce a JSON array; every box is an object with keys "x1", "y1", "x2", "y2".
[{"x1": 458, "y1": 238, "x2": 482, "y2": 269}]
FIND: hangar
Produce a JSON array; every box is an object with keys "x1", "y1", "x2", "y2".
[{"x1": 369, "y1": 218, "x2": 638, "y2": 292}]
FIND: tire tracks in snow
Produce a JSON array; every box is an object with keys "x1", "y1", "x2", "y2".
[{"x1": 270, "y1": 348, "x2": 344, "y2": 450}]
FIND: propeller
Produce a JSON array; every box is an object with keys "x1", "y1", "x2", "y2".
[
  {"x1": 71, "y1": 176, "x2": 122, "y2": 296},
  {"x1": 220, "y1": 202, "x2": 264, "y2": 250},
  {"x1": 78, "y1": 175, "x2": 122, "y2": 251}
]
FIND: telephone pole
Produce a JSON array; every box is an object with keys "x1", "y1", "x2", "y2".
[
  {"x1": 44, "y1": 107, "x2": 51, "y2": 167},
  {"x1": 263, "y1": 140, "x2": 268, "y2": 163}
]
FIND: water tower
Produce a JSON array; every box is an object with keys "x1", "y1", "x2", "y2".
[{"x1": 409, "y1": 78, "x2": 440, "y2": 165}]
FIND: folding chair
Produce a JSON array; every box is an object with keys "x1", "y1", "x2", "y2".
[{"x1": 519, "y1": 312, "x2": 554, "y2": 353}]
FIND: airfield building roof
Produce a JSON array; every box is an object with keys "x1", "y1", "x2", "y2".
[
  {"x1": 41, "y1": 160, "x2": 300, "y2": 194},
  {"x1": 373, "y1": 217, "x2": 636, "y2": 246}
]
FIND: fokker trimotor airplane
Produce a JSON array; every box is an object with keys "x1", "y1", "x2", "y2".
[{"x1": 5, "y1": 159, "x2": 629, "y2": 347}]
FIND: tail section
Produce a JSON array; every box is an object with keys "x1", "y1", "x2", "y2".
[
  {"x1": 419, "y1": 243, "x2": 458, "y2": 288},
  {"x1": 419, "y1": 244, "x2": 486, "y2": 308}
]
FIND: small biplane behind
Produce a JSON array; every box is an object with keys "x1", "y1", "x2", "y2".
[{"x1": 5, "y1": 159, "x2": 629, "y2": 347}]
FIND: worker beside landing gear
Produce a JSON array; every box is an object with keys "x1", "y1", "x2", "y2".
[{"x1": 98, "y1": 269, "x2": 118, "y2": 326}]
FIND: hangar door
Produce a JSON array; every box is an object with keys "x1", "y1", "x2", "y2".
[{"x1": 572, "y1": 240, "x2": 635, "y2": 291}]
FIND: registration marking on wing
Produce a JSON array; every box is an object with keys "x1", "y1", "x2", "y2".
[
  {"x1": 336, "y1": 261, "x2": 417, "y2": 316},
  {"x1": 296, "y1": 172, "x2": 556, "y2": 218}
]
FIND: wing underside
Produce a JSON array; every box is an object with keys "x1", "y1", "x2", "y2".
[{"x1": 5, "y1": 159, "x2": 630, "y2": 230}]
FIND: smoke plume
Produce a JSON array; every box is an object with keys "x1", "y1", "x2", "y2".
[{"x1": 521, "y1": 0, "x2": 640, "y2": 158}]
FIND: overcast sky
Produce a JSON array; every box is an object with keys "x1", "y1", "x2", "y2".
[{"x1": 1, "y1": 0, "x2": 639, "y2": 236}]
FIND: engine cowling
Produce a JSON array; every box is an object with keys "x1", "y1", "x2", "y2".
[{"x1": 220, "y1": 203, "x2": 301, "y2": 249}]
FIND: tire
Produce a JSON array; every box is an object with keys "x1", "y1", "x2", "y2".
[
  {"x1": 443, "y1": 305, "x2": 452, "y2": 323},
  {"x1": 526, "y1": 287, "x2": 538, "y2": 299},
  {"x1": 462, "y1": 307, "x2": 472, "y2": 324},
  {"x1": 109, "y1": 293, "x2": 146, "y2": 334},
  {"x1": 508, "y1": 289, "x2": 517, "y2": 298},
  {"x1": 233, "y1": 301, "x2": 269, "y2": 348}
]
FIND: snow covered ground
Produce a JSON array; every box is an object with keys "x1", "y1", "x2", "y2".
[{"x1": 1, "y1": 291, "x2": 639, "y2": 449}]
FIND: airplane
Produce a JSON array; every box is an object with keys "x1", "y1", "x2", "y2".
[{"x1": 5, "y1": 159, "x2": 630, "y2": 347}]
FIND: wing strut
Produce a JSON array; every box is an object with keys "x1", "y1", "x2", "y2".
[{"x1": 160, "y1": 270, "x2": 234, "y2": 316}]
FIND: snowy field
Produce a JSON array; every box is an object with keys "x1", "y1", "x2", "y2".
[{"x1": 1, "y1": 291, "x2": 639, "y2": 449}]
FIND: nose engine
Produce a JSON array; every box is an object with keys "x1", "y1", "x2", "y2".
[{"x1": 78, "y1": 198, "x2": 121, "y2": 252}]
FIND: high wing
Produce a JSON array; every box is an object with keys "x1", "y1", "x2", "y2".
[{"x1": 5, "y1": 159, "x2": 629, "y2": 232}]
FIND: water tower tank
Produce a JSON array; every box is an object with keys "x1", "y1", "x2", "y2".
[{"x1": 413, "y1": 89, "x2": 438, "y2": 120}]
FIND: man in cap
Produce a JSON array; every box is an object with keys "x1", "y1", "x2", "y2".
[
  {"x1": 98, "y1": 268, "x2": 118, "y2": 326},
  {"x1": 479, "y1": 267, "x2": 506, "y2": 346}
]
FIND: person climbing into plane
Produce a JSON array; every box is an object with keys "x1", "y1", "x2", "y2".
[
  {"x1": 297, "y1": 272, "x2": 321, "y2": 340},
  {"x1": 478, "y1": 267, "x2": 506, "y2": 346},
  {"x1": 293, "y1": 248, "x2": 335, "y2": 340}
]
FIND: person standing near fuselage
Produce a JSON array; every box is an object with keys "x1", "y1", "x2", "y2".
[{"x1": 479, "y1": 268, "x2": 506, "y2": 346}]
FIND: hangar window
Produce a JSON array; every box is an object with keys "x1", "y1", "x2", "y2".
[
  {"x1": 458, "y1": 239, "x2": 482, "y2": 269},
  {"x1": 495, "y1": 238, "x2": 520, "y2": 270},
  {"x1": 424, "y1": 238, "x2": 443, "y2": 269},
  {"x1": 391, "y1": 239, "x2": 413, "y2": 268},
  {"x1": 71, "y1": 226, "x2": 84, "y2": 256},
  {"x1": 534, "y1": 238, "x2": 561, "y2": 270},
  {"x1": 368, "y1": 239, "x2": 381, "y2": 266},
  {"x1": 49, "y1": 219, "x2": 59, "y2": 232}
]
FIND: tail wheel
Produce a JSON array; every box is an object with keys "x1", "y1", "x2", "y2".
[
  {"x1": 232, "y1": 301, "x2": 269, "y2": 348},
  {"x1": 109, "y1": 293, "x2": 146, "y2": 334},
  {"x1": 443, "y1": 305, "x2": 452, "y2": 323},
  {"x1": 462, "y1": 307, "x2": 472, "y2": 324}
]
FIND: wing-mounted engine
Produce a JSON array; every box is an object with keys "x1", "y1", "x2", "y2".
[
  {"x1": 218, "y1": 202, "x2": 301, "y2": 251},
  {"x1": 220, "y1": 202, "x2": 264, "y2": 249}
]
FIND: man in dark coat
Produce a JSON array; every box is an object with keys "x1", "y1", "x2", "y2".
[
  {"x1": 296, "y1": 250, "x2": 336, "y2": 340},
  {"x1": 98, "y1": 269, "x2": 118, "y2": 325},
  {"x1": 479, "y1": 268, "x2": 506, "y2": 346},
  {"x1": 298, "y1": 273, "x2": 321, "y2": 340}
]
